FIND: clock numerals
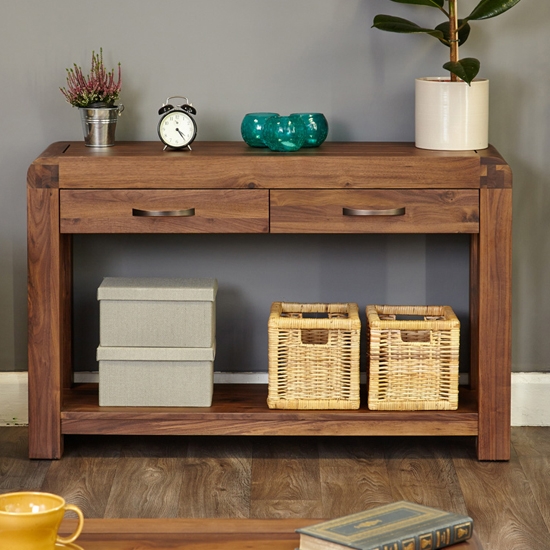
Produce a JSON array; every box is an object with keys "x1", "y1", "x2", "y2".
[{"x1": 158, "y1": 109, "x2": 196, "y2": 149}]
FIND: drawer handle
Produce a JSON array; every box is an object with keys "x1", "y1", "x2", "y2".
[
  {"x1": 343, "y1": 206, "x2": 406, "y2": 217},
  {"x1": 132, "y1": 207, "x2": 196, "y2": 217}
]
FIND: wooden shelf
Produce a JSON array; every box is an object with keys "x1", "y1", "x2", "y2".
[{"x1": 61, "y1": 384, "x2": 478, "y2": 437}]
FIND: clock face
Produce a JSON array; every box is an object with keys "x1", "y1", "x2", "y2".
[{"x1": 158, "y1": 110, "x2": 197, "y2": 149}]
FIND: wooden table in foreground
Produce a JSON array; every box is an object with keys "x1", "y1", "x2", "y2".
[
  {"x1": 27, "y1": 141, "x2": 512, "y2": 460},
  {"x1": 59, "y1": 518, "x2": 484, "y2": 550}
]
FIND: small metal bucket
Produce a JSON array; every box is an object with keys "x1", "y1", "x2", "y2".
[{"x1": 79, "y1": 105, "x2": 124, "y2": 147}]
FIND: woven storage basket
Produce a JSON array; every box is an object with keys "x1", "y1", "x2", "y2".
[
  {"x1": 367, "y1": 305, "x2": 460, "y2": 411},
  {"x1": 267, "y1": 302, "x2": 361, "y2": 410}
]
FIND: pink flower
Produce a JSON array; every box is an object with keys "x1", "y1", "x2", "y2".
[{"x1": 60, "y1": 48, "x2": 121, "y2": 107}]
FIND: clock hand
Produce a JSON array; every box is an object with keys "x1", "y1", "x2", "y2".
[{"x1": 176, "y1": 128, "x2": 186, "y2": 139}]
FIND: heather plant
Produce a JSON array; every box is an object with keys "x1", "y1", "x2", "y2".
[
  {"x1": 60, "y1": 48, "x2": 121, "y2": 107},
  {"x1": 372, "y1": 0, "x2": 522, "y2": 85}
]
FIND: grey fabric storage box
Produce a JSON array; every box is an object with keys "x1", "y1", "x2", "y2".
[
  {"x1": 97, "y1": 346, "x2": 214, "y2": 407},
  {"x1": 98, "y1": 277, "x2": 217, "y2": 348}
]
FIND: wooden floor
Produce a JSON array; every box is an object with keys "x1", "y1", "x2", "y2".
[{"x1": 1, "y1": 427, "x2": 550, "y2": 549}]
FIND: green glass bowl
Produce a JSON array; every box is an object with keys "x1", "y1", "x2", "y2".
[
  {"x1": 290, "y1": 113, "x2": 328, "y2": 147},
  {"x1": 262, "y1": 115, "x2": 306, "y2": 152},
  {"x1": 241, "y1": 112, "x2": 279, "y2": 147}
]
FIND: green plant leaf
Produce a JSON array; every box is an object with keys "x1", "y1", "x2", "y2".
[
  {"x1": 390, "y1": 0, "x2": 444, "y2": 8},
  {"x1": 372, "y1": 15, "x2": 445, "y2": 39},
  {"x1": 466, "y1": 0, "x2": 522, "y2": 21},
  {"x1": 442, "y1": 57, "x2": 481, "y2": 85},
  {"x1": 435, "y1": 19, "x2": 471, "y2": 46}
]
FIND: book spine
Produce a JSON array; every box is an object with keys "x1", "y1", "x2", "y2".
[{"x1": 372, "y1": 518, "x2": 473, "y2": 550}]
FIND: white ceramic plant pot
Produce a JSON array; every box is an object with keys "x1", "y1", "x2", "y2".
[{"x1": 415, "y1": 77, "x2": 489, "y2": 151}]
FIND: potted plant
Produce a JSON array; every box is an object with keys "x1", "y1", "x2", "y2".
[
  {"x1": 372, "y1": 0, "x2": 522, "y2": 150},
  {"x1": 60, "y1": 48, "x2": 123, "y2": 147}
]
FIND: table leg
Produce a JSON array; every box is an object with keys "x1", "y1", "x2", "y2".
[
  {"x1": 475, "y1": 186, "x2": 512, "y2": 460},
  {"x1": 27, "y1": 183, "x2": 71, "y2": 459}
]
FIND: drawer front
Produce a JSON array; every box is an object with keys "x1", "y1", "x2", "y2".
[
  {"x1": 60, "y1": 189, "x2": 269, "y2": 233},
  {"x1": 270, "y1": 189, "x2": 479, "y2": 233}
]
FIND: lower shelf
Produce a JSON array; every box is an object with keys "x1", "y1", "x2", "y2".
[{"x1": 61, "y1": 384, "x2": 479, "y2": 437}]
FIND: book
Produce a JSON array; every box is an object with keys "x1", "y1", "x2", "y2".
[{"x1": 296, "y1": 501, "x2": 473, "y2": 550}]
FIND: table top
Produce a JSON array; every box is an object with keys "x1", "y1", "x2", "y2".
[
  {"x1": 59, "y1": 517, "x2": 484, "y2": 549},
  {"x1": 29, "y1": 140, "x2": 509, "y2": 192}
]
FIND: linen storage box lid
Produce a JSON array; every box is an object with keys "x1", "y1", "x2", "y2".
[
  {"x1": 97, "y1": 344, "x2": 215, "y2": 407},
  {"x1": 96, "y1": 344, "x2": 216, "y2": 362},
  {"x1": 98, "y1": 277, "x2": 217, "y2": 348}
]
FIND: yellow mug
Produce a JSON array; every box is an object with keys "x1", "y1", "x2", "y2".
[{"x1": 0, "y1": 491, "x2": 84, "y2": 549}]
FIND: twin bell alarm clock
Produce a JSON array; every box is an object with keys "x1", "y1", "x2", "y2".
[{"x1": 157, "y1": 96, "x2": 197, "y2": 150}]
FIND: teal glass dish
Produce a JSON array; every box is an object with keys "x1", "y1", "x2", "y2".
[
  {"x1": 290, "y1": 113, "x2": 328, "y2": 147},
  {"x1": 241, "y1": 112, "x2": 279, "y2": 147},
  {"x1": 262, "y1": 115, "x2": 306, "y2": 152}
]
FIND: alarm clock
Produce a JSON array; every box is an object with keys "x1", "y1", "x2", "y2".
[{"x1": 157, "y1": 96, "x2": 197, "y2": 150}]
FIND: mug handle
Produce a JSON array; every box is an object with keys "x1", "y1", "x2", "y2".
[{"x1": 56, "y1": 504, "x2": 85, "y2": 545}]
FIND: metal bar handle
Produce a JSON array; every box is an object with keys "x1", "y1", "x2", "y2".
[
  {"x1": 343, "y1": 206, "x2": 406, "y2": 217},
  {"x1": 132, "y1": 208, "x2": 196, "y2": 217}
]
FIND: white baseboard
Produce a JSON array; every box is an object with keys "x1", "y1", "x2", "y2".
[
  {"x1": 0, "y1": 372, "x2": 29, "y2": 426},
  {"x1": 2, "y1": 371, "x2": 550, "y2": 427},
  {"x1": 511, "y1": 373, "x2": 550, "y2": 426}
]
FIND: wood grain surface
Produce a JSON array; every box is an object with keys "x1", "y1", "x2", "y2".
[
  {"x1": 270, "y1": 189, "x2": 479, "y2": 234},
  {"x1": 55, "y1": 141, "x2": 483, "y2": 190},
  {"x1": 2, "y1": 427, "x2": 548, "y2": 548},
  {"x1": 179, "y1": 436, "x2": 251, "y2": 518},
  {"x1": 55, "y1": 517, "x2": 485, "y2": 549},
  {"x1": 251, "y1": 437, "x2": 322, "y2": 518},
  {"x1": 27, "y1": 185, "x2": 68, "y2": 459},
  {"x1": 60, "y1": 189, "x2": 269, "y2": 233},
  {"x1": 59, "y1": 384, "x2": 479, "y2": 437},
  {"x1": 476, "y1": 187, "x2": 512, "y2": 460}
]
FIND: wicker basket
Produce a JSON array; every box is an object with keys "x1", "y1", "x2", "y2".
[
  {"x1": 267, "y1": 302, "x2": 361, "y2": 410},
  {"x1": 366, "y1": 305, "x2": 460, "y2": 411}
]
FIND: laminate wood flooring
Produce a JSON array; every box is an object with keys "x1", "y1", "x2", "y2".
[{"x1": 1, "y1": 427, "x2": 549, "y2": 549}]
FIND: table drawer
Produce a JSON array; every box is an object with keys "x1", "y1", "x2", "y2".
[
  {"x1": 270, "y1": 189, "x2": 479, "y2": 233},
  {"x1": 60, "y1": 189, "x2": 269, "y2": 233}
]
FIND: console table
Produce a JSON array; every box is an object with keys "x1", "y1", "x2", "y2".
[{"x1": 27, "y1": 141, "x2": 512, "y2": 460}]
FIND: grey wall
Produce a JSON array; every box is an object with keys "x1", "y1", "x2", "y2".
[{"x1": 0, "y1": 0, "x2": 546, "y2": 373}]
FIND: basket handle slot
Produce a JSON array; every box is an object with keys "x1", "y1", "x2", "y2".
[
  {"x1": 381, "y1": 314, "x2": 445, "y2": 322},
  {"x1": 301, "y1": 329, "x2": 329, "y2": 345},
  {"x1": 282, "y1": 312, "x2": 349, "y2": 320},
  {"x1": 398, "y1": 329, "x2": 432, "y2": 343}
]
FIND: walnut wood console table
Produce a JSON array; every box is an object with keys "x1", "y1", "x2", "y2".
[{"x1": 27, "y1": 141, "x2": 512, "y2": 460}]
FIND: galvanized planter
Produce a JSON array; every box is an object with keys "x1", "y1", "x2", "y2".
[{"x1": 79, "y1": 104, "x2": 124, "y2": 147}]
